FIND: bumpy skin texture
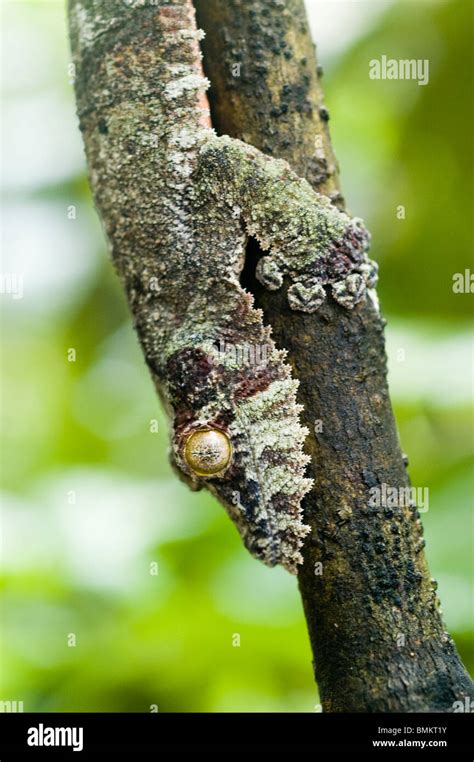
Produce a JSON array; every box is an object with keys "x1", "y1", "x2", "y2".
[{"x1": 68, "y1": 0, "x2": 377, "y2": 572}]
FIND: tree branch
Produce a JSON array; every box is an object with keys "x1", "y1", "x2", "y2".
[{"x1": 195, "y1": 0, "x2": 473, "y2": 711}]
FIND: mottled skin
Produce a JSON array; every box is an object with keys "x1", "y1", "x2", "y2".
[{"x1": 68, "y1": 0, "x2": 376, "y2": 572}]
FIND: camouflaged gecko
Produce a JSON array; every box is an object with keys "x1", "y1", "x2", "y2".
[{"x1": 69, "y1": 0, "x2": 378, "y2": 573}]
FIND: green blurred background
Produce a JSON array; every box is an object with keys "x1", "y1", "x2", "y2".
[{"x1": 1, "y1": 0, "x2": 472, "y2": 711}]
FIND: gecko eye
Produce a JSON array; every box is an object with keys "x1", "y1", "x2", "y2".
[{"x1": 183, "y1": 428, "x2": 232, "y2": 477}]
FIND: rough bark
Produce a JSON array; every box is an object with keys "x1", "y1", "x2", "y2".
[
  {"x1": 195, "y1": 0, "x2": 473, "y2": 711},
  {"x1": 68, "y1": 0, "x2": 473, "y2": 712}
]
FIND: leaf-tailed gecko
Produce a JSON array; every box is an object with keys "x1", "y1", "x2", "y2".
[{"x1": 68, "y1": 0, "x2": 377, "y2": 572}]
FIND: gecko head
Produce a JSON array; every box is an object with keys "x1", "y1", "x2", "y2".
[
  {"x1": 165, "y1": 343, "x2": 311, "y2": 574},
  {"x1": 165, "y1": 344, "x2": 236, "y2": 482}
]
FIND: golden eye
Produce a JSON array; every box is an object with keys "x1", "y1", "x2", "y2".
[{"x1": 183, "y1": 429, "x2": 232, "y2": 477}]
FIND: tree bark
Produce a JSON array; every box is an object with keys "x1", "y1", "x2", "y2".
[
  {"x1": 68, "y1": 0, "x2": 473, "y2": 712},
  {"x1": 195, "y1": 0, "x2": 473, "y2": 711}
]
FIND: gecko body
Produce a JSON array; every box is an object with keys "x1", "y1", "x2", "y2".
[{"x1": 69, "y1": 0, "x2": 377, "y2": 571}]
